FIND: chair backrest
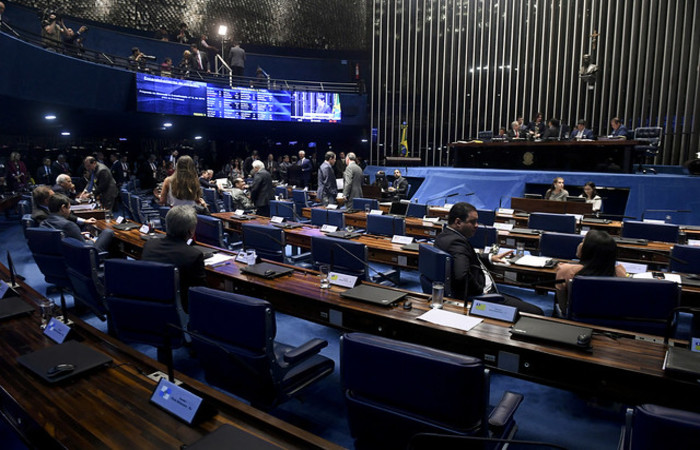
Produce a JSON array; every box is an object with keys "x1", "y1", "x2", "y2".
[
  {"x1": 310, "y1": 208, "x2": 327, "y2": 227},
  {"x1": 269, "y1": 200, "x2": 295, "y2": 220},
  {"x1": 202, "y1": 188, "x2": 220, "y2": 213},
  {"x1": 634, "y1": 126, "x2": 663, "y2": 143},
  {"x1": 352, "y1": 198, "x2": 379, "y2": 211},
  {"x1": 327, "y1": 210, "x2": 345, "y2": 229},
  {"x1": 195, "y1": 214, "x2": 226, "y2": 248},
  {"x1": 341, "y1": 332, "x2": 487, "y2": 448},
  {"x1": 291, "y1": 189, "x2": 310, "y2": 210},
  {"x1": 468, "y1": 226, "x2": 498, "y2": 249},
  {"x1": 274, "y1": 185, "x2": 288, "y2": 199},
  {"x1": 26, "y1": 227, "x2": 71, "y2": 288},
  {"x1": 418, "y1": 244, "x2": 452, "y2": 297},
  {"x1": 406, "y1": 202, "x2": 428, "y2": 218},
  {"x1": 188, "y1": 286, "x2": 278, "y2": 406},
  {"x1": 158, "y1": 206, "x2": 170, "y2": 231},
  {"x1": 104, "y1": 259, "x2": 186, "y2": 348},
  {"x1": 568, "y1": 276, "x2": 680, "y2": 335},
  {"x1": 539, "y1": 232, "x2": 584, "y2": 259},
  {"x1": 624, "y1": 404, "x2": 700, "y2": 450},
  {"x1": 476, "y1": 209, "x2": 495, "y2": 226},
  {"x1": 61, "y1": 237, "x2": 107, "y2": 317},
  {"x1": 477, "y1": 130, "x2": 493, "y2": 140},
  {"x1": 528, "y1": 212, "x2": 577, "y2": 234},
  {"x1": 120, "y1": 191, "x2": 132, "y2": 219},
  {"x1": 622, "y1": 220, "x2": 679, "y2": 243},
  {"x1": 242, "y1": 223, "x2": 286, "y2": 262},
  {"x1": 21, "y1": 214, "x2": 37, "y2": 236},
  {"x1": 129, "y1": 194, "x2": 145, "y2": 223},
  {"x1": 670, "y1": 245, "x2": 700, "y2": 274},
  {"x1": 221, "y1": 191, "x2": 233, "y2": 212},
  {"x1": 311, "y1": 235, "x2": 367, "y2": 279},
  {"x1": 366, "y1": 214, "x2": 405, "y2": 237}
]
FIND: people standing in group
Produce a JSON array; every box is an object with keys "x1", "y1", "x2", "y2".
[
  {"x1": 317, "y1": 151, "x2": 338, "y2": 206},
  {"x1": 35, "y1": 157, "x2": 55, "y2": 186},
  {"x1": 334, "y1": 151, "x2": 347, "y2": 179},
  {"x1": 544, "y1": 176, "x2": 569, "y2": 201},
  {"x1": 249, "y1": 160, "x2": 274, "y2": 217},
  {"x1": 278, "y1": 155, "x2": 291, "y2": 184},
  {"x1": 228, "y1": 41, "x2": 246, "y2": 77},
  {"x1": 243, "y1": 150, "x2": 259, "y2": 177},
  {"x1": 5, "y1": 151, "x2": 28, "y2": 191},
  {"x1": 265, "y1": 154, "x2": 279, "y2": 180},
  {"x1": 342, "y1": 152, "x2": 363, "y2": 203}
]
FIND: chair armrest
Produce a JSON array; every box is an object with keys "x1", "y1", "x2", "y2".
[
  {"x1": 283, "y1": 338, "x2": 328, "y2": 364},
  {"x1": 488, "y1": 391, "x2": 523, "y2": 430}
]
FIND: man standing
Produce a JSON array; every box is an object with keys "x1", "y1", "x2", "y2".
[
  {"x1": 138, "y1": 154, "x2": 159, "y2": 190},
  {"x1": 80, "y1": 156, "x2": 118, "y2": 211},
  {"x1": 298, "y1": 150, "x2": 312, "y2": 188},
  {"x1": 317, "y1": 151, "x2": 337, "y2": 206},
  {"x1": 35, "y1": 157, "x2": 55, "y2": 186},
  {"x1": 41, "y1": 194, "x2": 112, "y2": 252},
  {"x1": 342, "y1": 152, "x2": 363, "y2": 204},
  {"x1": 52, "y1": 154, "x2": 71, "y2": 176},
  {"x1": 228, "y1": 41, "x2": 246, "y2": 77},
  {"x1": 190, "y1": 44, "x2": 209, "y2": 74},
  {"x1": 388, "y1": 168, "x2": 408, "y2": 200},
  {"x1": 243, "y1": 150, "x2": 259, "y2": 177},
  {"x1": 435, "y1": 202, "x2": 543, "y2": 315},
  {"x1": 265, "y1": 154, "x2": 279, "y2": 180},
  {"x1": 142, "y1": 205, "x2": 206, "y2": 312},
  {"x1": 249, "y1": 160, "x2": 273, "y2": 217},
  {"x1": 334, "y1": 151, "x2": 347, "y2": 179},
  {"x1": 278, "y1": 155, "x2": 291, "y2": 184}
]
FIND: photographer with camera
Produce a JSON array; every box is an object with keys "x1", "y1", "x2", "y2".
[
  {"x1": 63, "y1": 25, "x2": 87, "y2": 57},
  {"x1": 41, "y1": 12, "x2": 66, "y2": 52},
  {"x1": 129, "y1": 46, "x2": 155, "y2": 72}
]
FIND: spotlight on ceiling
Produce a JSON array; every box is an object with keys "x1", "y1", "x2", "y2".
[
  {"x1": 194, "y1": 135, "x2": 203, "y2": 140},
  {"x1": 45, "y1": 114, "x2": 57, "y2": 120},
  {"x1": 61, "y1": 131, "x2": 71, "y2": 136},
  {"x1": 163, "y1": 122, "x2": 173, "y2": 128}
]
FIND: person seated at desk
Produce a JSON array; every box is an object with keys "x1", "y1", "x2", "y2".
[
  {"x1": 541, "y1": 118, "x2": 561, "y2": 140},
  {"x1": 435, "y1": 202, "x2": 544, "y2": 315},
  {"x1": 31, "y1": 185, "x2": 94, "y2": 226},
  {"x1": 508, "y1": 120, "x2": 527, "y2": 139},
  {"x1": 142, "y1": 205, "x2": 206, "y2": 312},
  {"x1": 388, "y1": 169, "x2": 408, "y2": 201},
  {"x1": 544, "y1": 177, "x2": 569, "y2": 201},
  {"x1": 40, "y1": 194, "x2": 113, "y2": 253},
  {"x1": 609, "y1": 117, "x2": 630, "y2": 139},
  {"x1": 230, "y1": 177, "x2": 254, "y2": 211},
  {"x1": 555, "y1": 230, "x2": 627, "y2": 314},
  {"x1": 199, "y1": 169, "x2": 218, "y2": 190},
  {"x1": 579, "y1": 181, "x2": 602, "y2": 212},
  {"x1": 570, "y1": 119, "x2": 594, "y2": 140},
  {"x1": 53, "y1": 174, "x2": 79, "y2": 204}
]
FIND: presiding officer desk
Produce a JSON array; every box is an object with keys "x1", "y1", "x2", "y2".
[
  {"x1": 0, "y1": 263, "x2": 340, "y2": 449},
  {"x1": 96, "y1": 219, "x2": 700, "y2": 411}
]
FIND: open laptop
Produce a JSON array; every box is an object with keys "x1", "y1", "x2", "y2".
[
  {"x1": 17, "y1": 340, "x2": 113, "y2": 384},
  {"x1": 510, "y1": 316, "x2": 593, "y2": 349},
  {"x1": 388, "y1": 201, "x2": 409, "y2": 217},
  {"x1": 0, "y1": 297, "x2": 35, "y2": 321},
  {"x1": 340, "y1": 284, "x2": 407, "y2": 306},
  {"x1": 663, "y1": 346, "x2": 700, "y2": 379}
]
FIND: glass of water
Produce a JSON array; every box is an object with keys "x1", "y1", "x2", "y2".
[
  {"x1": 430, "y1": 282, "x2": 444, "y2": 309},
  {"x1": 104, "y1": 211, "x2": 113, "y2": 223},
  {"x1": 319, "y1": 264, "x2": 330, "y2": 289},
  {"x1": 364, "y1": 204, "x2": 371, "y2": 214},
  {"x1": 516, "y1": 241, "x2": 525, "y2": 256}
]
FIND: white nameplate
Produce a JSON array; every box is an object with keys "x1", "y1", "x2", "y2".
[
  {"x1": 0, "y1": 280, "x2": 9, "y2": 298},
  {"x1": 329, "y1": 272, "x2": 358, "y2": 288},
  {"x1": 498, "y1": 208, "x2": 514, "y2": 215},
  {"x1": 392, "y1": 235, "x2": 414, "y2": 245},
  {"x1": 470, "y1": 299, "x2": 519, "y2": 323},
  {"x1": 150, "y1": 378, "x2": 204, "y2": 425},
  {"x1": 138, "y1": 224, "x2": 150, "y2": 234},
  {"x1": 443, "y1": 203, "x2": 454, "y2": 210},
  {"x1": 115, "y1": 216, "x2": 125, "y2": 224},
  {"x1": 327, "y1": 204, "x2": 338, "y2": 210},
  {"x1": 270, "y1": 216, "x2": 284, "y2": 223},
  {"x1": 234, "y1": 209, "x2": 245, "y2": 216},
  {"x1": 235, "y1": 252, "x2": 249, "y2": 263},
  {"x1": 422, "y1": 221, "x2": 434, "y2": 227},
  {"x1": 692, "y1": 337, "x2": 700, "y2": 353},
  {"x1": 572, "y1": 214, "x2": 584, "y2": 222},
  {"x1": 422, "y1": 216, "x2": 440, "y2": 223},
  {"x1": 493, "y1": 223, "x2": 514, "y2": 231},
  {"x1": 44, "y1": 317, "x2": 71, "y2": 344},
  {"x1": 689, "y1": 239, "x2": 700, "y2": 247},
  {"x1": 369, "y1": 209, "x2": 384, "y2": 215},
  {"x1": 321, "y1": 224, "x2": 338, "y2": 232},
  {"x1": 618, "y1": 261, "x2": 648, "y2": 274},
  {"x1": 643, "y1": 219, "x2": 666, "y2": 224}
]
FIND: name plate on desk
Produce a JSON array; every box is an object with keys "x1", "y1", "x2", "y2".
[
  {"x1": 235, "y1": 252, "x2": 249, "y2": 263},
  {"x1": 115, "y1": 216, "x2": 125, "y2": 224},
  {"x1": 150, "y1": 378, "x2": 204, "y2": 425},
  {"x1": 692, "y1": 337, "x2": 700, "y2": 353},
  {"x1": 391, "y1": 235, "x2": 414, "y2": 245},
  {"x1": 369, "y1": 209, "x2": 384, "y2": 215},
  {"x1": 44, "y1": 317, "x2": 71, "y2": 344},
  {"x1": 320, "y1": 224, "x2": 338, "y2": 232},
  {"x1": 498, "y1": 208, "x2": 515, "y2": 215},
  {"x1": 470, "y1": 300, "x2": 519, "y2": 323},
  {"x1": 138, "y1": 224, "x2": 150, "y2": 234},
  {"x1": 422, "y1": 216, "x2": 440, "y2": 223},
  {"x1": 327, "y1": 204, "x2": 338, "y2": 210},
  {"x1": 270, "y1": 216, "x2": 284, "y2": 223},
  {"x1": 329, "y1": 272, "x2": 358, "y2": 288},
  {"x1": 494, "y1": 223, "x2": 514, "y2": 231},
  {"x1": 234, "y1": 209, "x2": 245, "y2": 216}
]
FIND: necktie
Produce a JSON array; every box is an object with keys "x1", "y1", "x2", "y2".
[{"x1": 86, "y1": 171, "x2": 95, "y2": 192}]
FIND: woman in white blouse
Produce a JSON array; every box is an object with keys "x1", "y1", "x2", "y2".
[{"x1": 579, "y1": 181, "x2": 602, "y2": 212}]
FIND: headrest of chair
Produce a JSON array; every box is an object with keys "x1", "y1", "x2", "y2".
[
  {"x1": 26, "y1": 227, "x2": 64, "y2": 255},
  {"x1": 105, "y1": 259, "x2": 177, "y2": 302}
]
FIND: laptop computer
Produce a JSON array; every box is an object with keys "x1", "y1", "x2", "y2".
[
  {"x1": 326, "y1": 230, "x2": 361, "y2": 239},
  {"x1": 663, "y1": 347, "x2": 700, "y2": 379},
  {"x1": 388, "y1": 201, "x2": 409, "y2": 217},
  {"x1": 17, "y1": 340, "x2": 113, "y2": 384},
  {"x1": 240, "y1": 262, "x2": 295, "y2": 279},
  {"x1": 510, "y1": 316, "x2": 593, "y2": 349},
  {"x1": 0, "y1": 297, "x2": 34, "y2": 321},
  {"x1": 340, "y1": 284, "x2": 407, "y2": 306},
  {"x1": 613, "y1": 236, "x2": 649, "y2": 246},
  {"x1": 184, "y1": 424, "x2": 283, "y2": 450},
  {"x1": 113, "y1": 222, "x2": 141, "y2": 231}
]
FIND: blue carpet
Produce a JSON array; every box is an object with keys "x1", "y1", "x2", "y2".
[{"x1": 2, "y1": 216, "x2": 627, "y2": 449}]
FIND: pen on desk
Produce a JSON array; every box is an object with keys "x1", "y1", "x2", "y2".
[{"x1": 211, "y1": 261, "x2": 230, "y2": 268}]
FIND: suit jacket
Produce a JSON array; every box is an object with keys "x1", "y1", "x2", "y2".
[
  {"x1": 342, "y1": 162, "x2": 364, "y2": 202},
  {"x1": 142, "y1": 235, "x2": 206, "y2": 312},
  {"x1": 612, "y1": 125, "x2": 630, "y2": 138},
  {"x1": 40, "y1": 213, "x2": 84, "y2": 241},
  {"x1": 52, "y1": 160, "x2": 71, "y2": 176},
  {"x1": 51, "y1": 184, "x2": 77, "y2": 203},
  {"x1": 570, "y1": 128, "x2": 594, "y2": 140},
  {"x1": 111, "y1": 161, "x2": 131, "y2": 185},
  {"x1": 35, "y1": 165, "x2": 56, "y2": 186},
  {"x1": 32, "y1": 206, "x2": 79, "y2": 223},
  {"x1": 507, "y1": 129, "x2": 526, "y2": 139},
  {"x1": 91, "y1": 162, "x2": 118, "y2": 210},
  {"x1": 250, "y1": 169, "x2": 274, "y2": 207},
  {"x1": 138, "y1": 160, "x2": 158, "y2": 190},
  {"x1": 541, "y1": 126, "x2": 560, "y2": 140},
  {"x1": 193, "y1": 51, "x2": 209, "y2": 72},
  {"x1": 392, "y1": 176, "x2": 408, "y2": 198},
  {"x1": 434, "y1": 227, "x2": 491, "y2": 300},
  {"x1": 317, "y1": 161, "x2": 337, "y2": 201},
  {"x1": 298, "y1": 158, "x2": 312, "y2": 183}
]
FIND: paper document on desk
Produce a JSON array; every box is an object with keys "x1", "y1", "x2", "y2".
[
  {"x1": 417, "y1": 309, "x2": 482, "y2": 332},
  {"x1": 633, "y1": 272, "x2": 682, "y2": 284},
  {"x1": 204, "y1": 253, "x2": 235, "y2": 266},
  {"x1": 511, "y1": 255, "x2": 552, "y2": 268},
  {"x1": 71, "y1": 203, "x2": 97, "y2": 211}
]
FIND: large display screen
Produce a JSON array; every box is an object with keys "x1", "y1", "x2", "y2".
[{"x1": 136, "y1": 74, "x2": 341, "y2": 123}]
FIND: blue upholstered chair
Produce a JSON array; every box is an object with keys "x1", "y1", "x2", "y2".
[
  {"x1": 21, "y1": 214, "x2": 36, "y2": 237},
  {"x1": 310, "y1": 208, "x2": 327, "y2": 227},
  {"x1": 477, "y1": 130, "x2": 494, "y2": 141},
  {"x1": 188, "y1": 286, "x2": 334, "y2": 409},
  {"x1": 104, "y1": 259, "x2": 187, "y2": 362},
  {"x1": 274, "y1": 185, "x2": 288, "y2": 199},
  {"x1": 158, "y1": 206, "x2": 170, "y2": 231},
  {"x1": 477, "y1": 209, "x2": 496, "y2": 226},
  {"x1": 567, "y1": 276, "x2": 680, "y2": 335},
  {"x1": 418, "y1": 244, "x2": 452, "y2": 297},
  {"x1": 406, "y1": 202, "x2": 428, "y2": 218},
  {"x1": 633, "y1": 127, "x2": 663, "y2": 173},
  {"x1": 366, "y1": 214, "x2": 405, "y2": 237},
  {"x1": 352, "y1": 198, "x2": 379, "y2": 212},
  {"x1": 311, "y1": 235, "x2": 368, "y2": 280},
  {"x1": 195, "y1": 214, "x2": 227, "y2": 248},
  {"x1": 291, "y1": 189, "x2": 312, "y2": 212},
  {"x1": 340, "y1": 332, "x2": 522, "y2": 449},
  {"x1": 241, "y1": 223, "x2": 286, "y2": 263},
  {"x1": 469, "y1": 225, "x2": 498, "y2": 249},
  {"x1": 622, "y1": 220, "x2": 679, "y2": 243},
  {"x1": 619, "y1": 404, "x2": 700, "y2": 450},
  {"x1": 202, "y1": 188, "x2": 221, "y2": 213},
  {"x1": 528, "y1": 212, "x2": 577, "y2": 234},
  {"x1": 26, "y1": 228, "x2": 72, "y2": 311},
  {"x1": 119, "y1": 190, "x2": 132, "y2": 219},
  {"x1": 327, "y1": 210, "x2": 346, "y2": 229},
  {"x1": 221, "y1": 191, "x2": 233, "y2": 212},
  {"x1": 670, "y1": 245, "x2": 700, "y2": 274},
  {"x1": 269, "y1": 200, "x2": 296, "y2": 220},
  {"x1": 539, "y1": 232, "x2": 584, "y2": 259},
  {"x1": 61, "y1": 237, "x2": 108, "y2": 321}
]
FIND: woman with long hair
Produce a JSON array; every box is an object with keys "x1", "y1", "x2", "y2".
[
  {"x1": 159, "y1": 155, "x2": 206, "y2": 209},
  {"x1": 544, "y1": 176, "x2": 569, "y2": 201},
  {"x1": 555, "y1": 230, "x2": 627, "y2": 313},
  {"x1": 579, "y1": 181, "x2": 602, "y2": 212}
]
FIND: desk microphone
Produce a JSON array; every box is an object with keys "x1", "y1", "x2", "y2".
[
  {"x1": 330, "y1": 242, "x2": 397, "y2": 285},
  {"x1": 273, "y1": 200, "x2": 305, "y2": 224},
  {"x1": 620, "y1": 247, "x2": 687, "y2": 265},
  {"x1": 641, "y1": 209, "x2": 691, "y2": 221},
  {"x1": 424, "y1": 192, "x2": 460, "y2": 204},
  {"x1": 239, "y1": 224, "x2": 288, "y2": 260}
]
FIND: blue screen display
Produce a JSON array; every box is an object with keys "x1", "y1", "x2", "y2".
[{"x1": 136, "y1": 73, "x2": 340, "y2": 123}]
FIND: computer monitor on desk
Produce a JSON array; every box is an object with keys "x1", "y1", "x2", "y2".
[{"x1": 361, "y1": 185, "x2": 382, "y2": 200}]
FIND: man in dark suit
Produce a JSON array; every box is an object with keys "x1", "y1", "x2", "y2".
[
  {"x1": 541, "y1": 118, "x2": 561, "y2": 140},
  {"x1": 40, "y1": 194, "x2": 112, "y2": 252},
  {"x1": 190, "y1": 43, "x2": 209, "y2": 74},
  {"x1": 317, "y1": 151, "x2": 338, "y2": 206},
  {"x1": 435, "y1": 202, "x2": 543, "y2": 315},
  {"x1": 80, "y1": 156, "x2": 118, "y2": 211},
  {"x1": 142, "y1": 205, "x2": 206, "y2": 312},
  {"x1": 342, "y1": 152, "x2": 363, "y2": 204},
  {"x1": 51, "y1": 154, "x2": 71, "y2": 176},
  {"x1": 388, "y1": 169, "x2": 408, "y2": 200},
  {"x1": 298, "y1": 150, "x2": 313, "y2": 188},
  {"x1": 507, "y1": 120, "x2": 527, "y2": 139},
  {"x1": 570, "y1": 119, "x2": 594, "y2": 140},
  {"x1": 138, "y1": 154, "x2": 159, "y2": 190},
  {"x1": 52, "y1": 174, "x2": 79, "y2": 203},
  {"x1": 111, "y1": 154, "x2": 131, "y2": 186},
  {"x1": 610, "y1": 117, "x2": 630, "y2": 139},
  {"x1": 249, "y1": 160, "x2": 274, "y2": 217},
  {"x1": 35, "y1": 157, "x2": 56, "y2": 186}
]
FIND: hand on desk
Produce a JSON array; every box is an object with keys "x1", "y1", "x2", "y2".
[
  {"x1": 492, "y1": 250, "x2": 514, "y2": 264},
  {"x1": 84, "y1": 217, "x2": 97, "y2": 224}
]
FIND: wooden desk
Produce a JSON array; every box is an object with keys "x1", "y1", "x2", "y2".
[
  {"x1": 0, "y1": 193, "x2": 21, "y2": 213},
  {"x1": 100, "y1": 224, "x2": 700, "y2": 410},
  {"x1": 0, "y1": 264, "x2": 339, "y2": 449},
  {"x1": 511, "y1": 197, "x2": 593, "y2": 215}
]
